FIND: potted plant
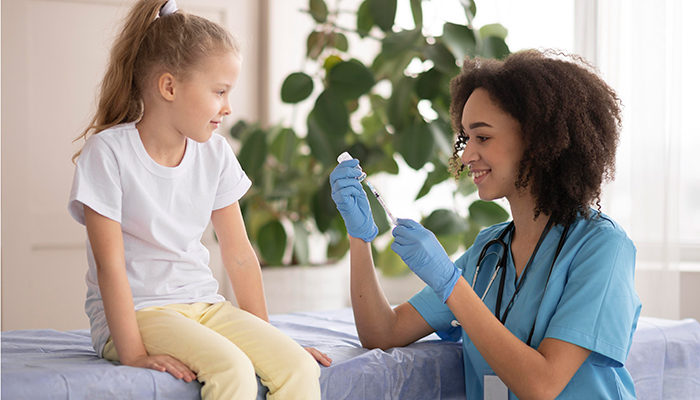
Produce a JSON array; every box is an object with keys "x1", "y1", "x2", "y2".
[{"x1": 229, "y1": 0, "x2": 511, "y2": 309}]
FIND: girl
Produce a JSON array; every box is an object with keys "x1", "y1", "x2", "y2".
[
  {"x1": 331, "y1": 50, "x2": 641, "y2": 399},
  {"x1": 69, "y1": 1, "x2": 329, "y2": 399}
]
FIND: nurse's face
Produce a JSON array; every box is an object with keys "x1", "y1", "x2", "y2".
[{"x1": 459, "y1": 88, "x2": 525, "y2": 203}]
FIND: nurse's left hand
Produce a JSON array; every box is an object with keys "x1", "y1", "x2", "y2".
[{"x1": 391, "y1": 219, "x2": 461, "y2": 303}]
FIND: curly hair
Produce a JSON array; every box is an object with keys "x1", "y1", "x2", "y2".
[{"x1": 448, "y1": 49, "x2": 622, "y2": 226}]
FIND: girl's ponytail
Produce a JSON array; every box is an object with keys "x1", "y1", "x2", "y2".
[
  {"x1": 72, "y1": 0, "x2": 168, "y2": 162},
  {"x1": 73, "y1": 0, "x2": 238, "y2": 162}
]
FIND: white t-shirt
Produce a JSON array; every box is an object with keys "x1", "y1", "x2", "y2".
[{"x1": 68, "y1": 122, "x2": 251, "y2": 356}]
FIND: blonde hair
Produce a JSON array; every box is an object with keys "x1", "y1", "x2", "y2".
[{"x1": 72, "y1": 0, "x2": 239, "y2": 162}]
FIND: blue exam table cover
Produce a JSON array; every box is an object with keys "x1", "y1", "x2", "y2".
[{"x1": 2, "y1": 309, "x2": 698, "y2": 400}]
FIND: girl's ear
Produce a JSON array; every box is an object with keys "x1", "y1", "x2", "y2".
[{"x1": 157, "y1": 73, "x2": 177, "y2": 101}]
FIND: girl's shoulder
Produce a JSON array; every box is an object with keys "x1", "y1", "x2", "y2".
[
  {"x1": 83, "y1": 122, "x2": 136, "y2": 152},
  {"x1": 77, "y1": 123, "x2": 137, "y2": 165}
]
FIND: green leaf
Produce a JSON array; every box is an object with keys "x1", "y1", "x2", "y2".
[
  {"x1": 307, "y1": 111, "x2": 345, "y2": 166},
  {"x1": 330, "y1": 32, "x2": 349, "y2": 52},
  {"x1": 269, "y1": 128, "x2": 298, "y2": 165},
  {"x1": 463, "y1": 0, "x2": 477, "y2": 22},
  {"x1": 326, "y1": 215, "x2": 349, "y2": 261},
  {"x1": 422, "y1": 209, "x2": 468, "y2": 235},
  {"x1": 327, "y1": 61, "x2": 375, "y2": 100},
  {"x1": 311, "y1": 89, "x2": 349, "y2": 139},
  {"x1": 469, "y1": 200, "x2": 510, "y2": 227},
  {"x1": 415, "y1": 68, "x2": 442, "y2": 100},
  {"x1": 364, "y1": 185, "x2": 390, "y2": 234},
  {"x1": 377, "y1": 243, "x2": 410, "y2": 276},
  {"x1": 292, "y1": 220, "x2": 310, "y2": 265},
  {"x1": 246, "y1": 209, "x2": 275, "y2": 244},
  {"x1": 428, "y1": 118, "x2": 454, "y2": 157},
  {"x1": 313, "y1": 177, "x2": 338, "y2": 232},
  {"x1": 238, "y1": 128, "x2": 267, "y2": 178},
  {"x1": 370, "y1": 0, "x2": 397, "y2": 32},
  {"x1": 456, "y1": 171, "x2": 477, "y2": 196},
  {"x1": 309, "y1": 0, "x2": 329, "y2": 23},
  {"x1": 371, "y1": 50, "x2": 416, "y2": 82},
  {"x1": 415, "y1": 163, "x2": 452, "y2": 199},
  {"x1": 323, "y1": 55, "x2": 344, "y2": 74},
  {"x1": 437, "y1": 233, "x2": 461, "y2": 255},
  {"x1": 281, "y1": 72, "x2": 314, "y2": 103},
  {"x1": 387, "y1": 76, "x2": 415, "y2": 132},
  {"x1": 442, "y1": 22, "x2": 476, "y2": 61},
  {"x1": 327, "y1": 232, "x2": 350, "y2": 261},
  {"x1": 257, "y1": 219, "x2": 287, "y2": 265},
  {"x1": 480, "y1": 23, "x2": 508, "y2": 40},
  {"x1": 397, "y1": 121, "x2": 433, "y2": 170},
  {"x1": 422, "y1": 41, "x2": 457, "y2": 74},
  {"x1": 410, "y1": 0, "x2": 423, "y2": 27},
  {"x1": 382, "y1": 29, "x2": 423, "y2": 58},
  {"x1": 229, "y1": 120, "x2": 248, "y2": 140},
  {"x1": 463, "y1": 219, "x2": 481, "y2": 249},
  {"x1": 357, "y1": 0, "x2": 374, "y2": 38},
  {"x1": 479, "y1": 36, "x2": 510, "y2": 60},
  {"x1": 307, "y1": 31, "x2": 326, "y2": 59}
]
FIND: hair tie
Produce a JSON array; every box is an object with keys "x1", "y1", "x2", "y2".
[{"x1": 159, "y1": 0, "x2": 178, "y2": 17}]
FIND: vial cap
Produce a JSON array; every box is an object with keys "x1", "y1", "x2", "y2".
[{"x1": 337, "y1": 151, "x2": 353, "y2": 163}]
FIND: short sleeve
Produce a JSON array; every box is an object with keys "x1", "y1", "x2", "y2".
[
  {"x1": 68, "y1": 136, "x2": 123, "y2": 225},
  {"x1": 213, "y1": 137, "x2": 251, "y2": 210},
  {"x1": 544, "y1": 227, "x2": 641, "y2": 367},
  {"x1": 408, "y1": 251, "x2": 474, "y2": 342}
]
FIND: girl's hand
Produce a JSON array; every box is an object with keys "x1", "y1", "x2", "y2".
[
  {"x1": 304, "y1": 347, "x2": 332, "y2": 367},
  {"x1": 127, "y1": 354, "x2": 197, "y2": 383}
]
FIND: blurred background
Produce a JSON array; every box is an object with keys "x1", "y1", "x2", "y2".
[{"x1": 2, "y1": 0, "x2": 699, "y2": 331}]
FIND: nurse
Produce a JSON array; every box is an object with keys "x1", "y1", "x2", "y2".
[{"x1": 330, "y1": 49, "x2": 641, "y2": 400}]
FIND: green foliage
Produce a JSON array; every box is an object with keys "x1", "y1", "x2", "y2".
[{"x1": 231, "y1": 0, "x2": 511, "y2": 267}]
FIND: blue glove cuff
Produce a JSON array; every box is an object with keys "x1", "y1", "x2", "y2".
[
  {"x1": 352, "y1": 223, "x2": 378, "y2": 242},
  {"x1": 437, "y1": 264, "x2": 461, "y2": 303}
]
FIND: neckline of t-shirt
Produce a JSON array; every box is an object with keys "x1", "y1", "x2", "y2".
[{"x1": 127, "y1": 122, "x2": 195, "y2": 178}]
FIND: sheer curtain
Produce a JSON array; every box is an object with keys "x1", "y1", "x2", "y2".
[{"x1": 595, "y1": 0, "x2": 700, "y2": 319}]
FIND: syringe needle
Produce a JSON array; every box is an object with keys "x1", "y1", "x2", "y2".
[{"x1": 365, "y1": 181, "x2": 398, "y2": 226}]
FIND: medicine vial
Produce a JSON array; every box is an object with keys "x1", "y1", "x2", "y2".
[{"x1": 337, "y1": 151, "x2": 367, "y2": 181}]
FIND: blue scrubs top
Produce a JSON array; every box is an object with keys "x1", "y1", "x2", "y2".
[{"x1": 408, "y1": 211, "x2": 641, "y2": 399}]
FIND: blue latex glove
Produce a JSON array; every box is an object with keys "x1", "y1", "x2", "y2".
[
  {"x1": 391, "y1": 219, "x2": 461, "y2": 303},
  {"x1": 330, "y1": 159, "x2": 378, "y2": 242}
]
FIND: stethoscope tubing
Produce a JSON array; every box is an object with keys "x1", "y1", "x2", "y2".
[
  {"x1": 471, "y1": 222, "x2": 514, "y2": 301},
  {"x1": 469, "y1": 220, "x2": 570, "y2": 346}
]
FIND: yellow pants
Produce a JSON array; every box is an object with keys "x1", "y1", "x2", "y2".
[{"x1": 103, "y1": 302, "x2": 321, "y2": 400}]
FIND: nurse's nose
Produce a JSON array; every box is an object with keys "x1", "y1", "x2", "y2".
[{"x1": 461, "y1": 140, "x2": 479, "y2": 167}]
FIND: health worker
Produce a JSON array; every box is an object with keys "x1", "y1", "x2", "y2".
[{"x1": 330, "y1": 49, "x2": 641, "y2": 400}]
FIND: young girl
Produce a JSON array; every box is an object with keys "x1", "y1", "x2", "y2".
[
  {"x1": 69, "y1": 1, "x2": 329, "y2": 399},
  {"x1": 331, "y1": 50, "x2": 641, "y2": 399}
]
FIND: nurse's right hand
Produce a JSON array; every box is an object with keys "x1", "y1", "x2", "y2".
[{"x1": 330, "y1": 160, "x2": 378, "y2": 242}]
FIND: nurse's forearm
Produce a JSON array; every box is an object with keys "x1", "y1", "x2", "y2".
[
  {"x1": 348, "y1": 237, "x2": 396, "y2": 348},
  {"x1": 446, "y1": 278, "x2": 590, "y2": 400}
]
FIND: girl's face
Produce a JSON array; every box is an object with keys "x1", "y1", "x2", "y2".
[
  {"x1": 459, "y1": 88, "x2": 526, "y2": 203},
  {"x1": 172, "y1": 52, "x2": 241, "y2": 143}
]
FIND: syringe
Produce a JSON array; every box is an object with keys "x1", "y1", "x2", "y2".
[{"x1": 337, "y1": 152, "x2": 398, "y2": 226}]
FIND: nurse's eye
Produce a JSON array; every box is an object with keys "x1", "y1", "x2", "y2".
[
  {"x1": 459, "y1": 129, "x2": 470, "y2": 144},
  {"x1": 476, "y1": 136, "x2": 488, "y2": 143}
]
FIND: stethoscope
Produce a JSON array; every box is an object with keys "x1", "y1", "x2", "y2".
[{"x1": 454, "y1": 219, "x2": 570, "y2": 346}]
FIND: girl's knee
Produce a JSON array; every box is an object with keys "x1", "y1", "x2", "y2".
[
  {"x1": 199, "y1": 351, "x2": 258, "y2": 400},
  {"x1": 298, "y1": 349, "x2": 321, "y2": 378},
  {"x1": 282, "y1": 346, "x2": 321, "y2": 384}
]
